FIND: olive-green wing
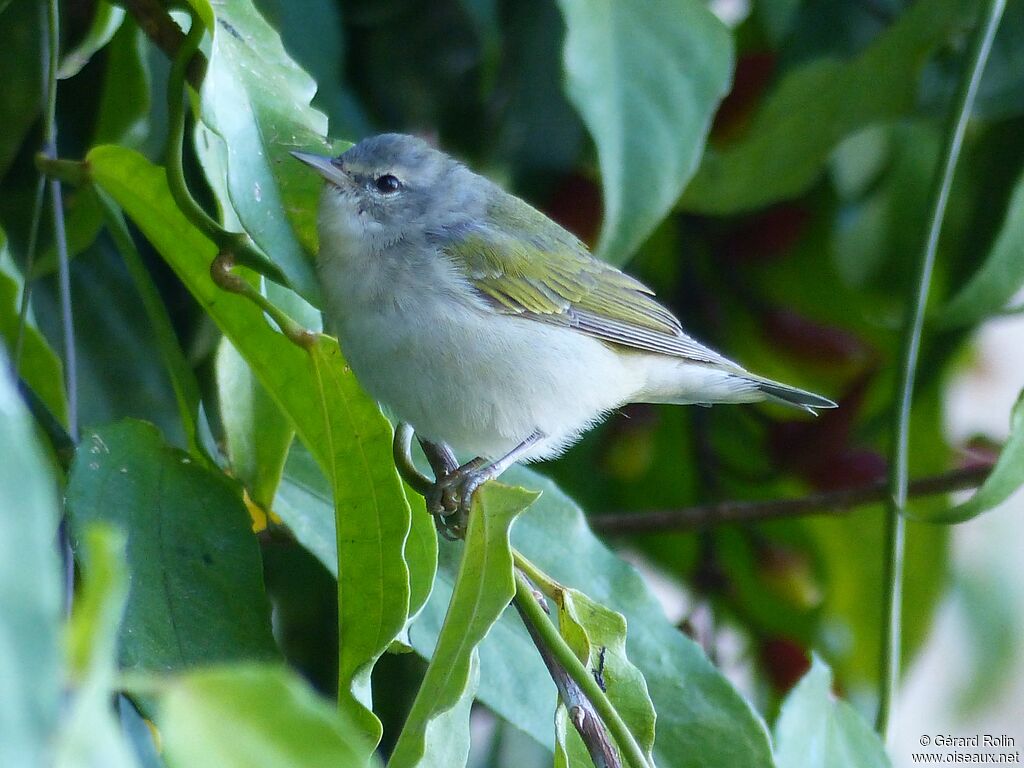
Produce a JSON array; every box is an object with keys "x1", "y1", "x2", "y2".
[{"x1": 436, "y1": 193, "x2": 738, "y2": 367}]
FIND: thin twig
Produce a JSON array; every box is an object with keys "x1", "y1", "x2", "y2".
[
  {"x1": 121, "y1": 0, "x2": 207, "y2": 86},
  {"x1": 42, "y1": 0, "x2": 76, "y2": 617},
  {"x1": 877, "y1": 0, "x2": 1005, "y2": 741},
  {"x1": 590, "y1": 464, "x2": 993, "y2": 535}
]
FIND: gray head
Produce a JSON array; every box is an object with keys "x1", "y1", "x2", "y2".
[{"x1": 293, "y1": 133, "x2": 479, "y2": 241}]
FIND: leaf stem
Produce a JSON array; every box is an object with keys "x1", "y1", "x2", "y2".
[
  {"x1": 512, "y1": 549, "x2": 560, "y2": 598},
  {"x1": 876, "y1": 0, "x2": 1005, "y2": 740},
  {"x1": 513, "y1": 570, "x2": 652, "y2": 768},
  {"x1": 163, "y1": 10, "x2": 289, "y2": 285},
  {"x1": 208, "y1": 254, "x2": 315, "y2": 348}
]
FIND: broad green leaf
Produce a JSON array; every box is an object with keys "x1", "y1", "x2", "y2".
[
  {"x1": 55, "y1": 527, "x2": 138, "y2": 768},
  {"x1": 915, "y1": 389, "x2": 1024, "y2": 523},
  {"x1": 388, "y1": 484, "x2": 537, "y2": 768},
  {"x1": 773, "y1": 656, "x2": 890, "y2": 768},
  {"x1": 306, "y1": 336, "x2": 413, "y2": 748},
  {"x1": 65, "y1": 419, "x2": 278, "y2": 671},
  {"x1": 0, "y1": 230, "x2": 68, "y2": 424},
  {"x1": 940, "y1": 170, "x2": 1024, "y2": 328},
  {"x1": 190, "y1": 0, "x2": 334, "y2": 302},
  {"x1": 553, "y1": 588, "x2": 656, "y2": 765},
  {"x1": 94, "y1": 19, "x2": 151, "y2": 148},
  {"x1": 57, "y1": 1, "x2": 126, "y2": 80},
  {"x1": 0, "y1": 359, "x2": 62, "y2": 768},
  {"x1": 251, "y1": 0, "x2": 368, "y2": 138},
  {"x1": 89, "y1": 145, "x2": 414, "y2": 752},
  {"x1": 275, "y1": 444, "x2": 438, "y2": 625},
  {"x1": 556, "y1": 0, "x2": 733, "y2": 264},
  {"x1": 158, "y1": 665, "x2": 376, "y2": 768},
  {"x1": 412, "y1": 467, "x2": 777, "y2": 767},
  {"x1": 216, "y1": 338, "x2": 295, "y2": 508},
  {"x1": 0, "y1": 0, "x2": 41, "y2": 177},
  {"x1": 681, "y1": 0, "x2": 976, "y2": 214}
]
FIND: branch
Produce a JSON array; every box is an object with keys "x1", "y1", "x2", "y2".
[
  {"x1": 121, "y1": 0, "x2": 207, "y2": 86},
  {"x1": 513, "y1": 571, "x2": 650, "y2": 768},
  {"x1": 410, "y1": 435, "x2": 632, "y2": 767},
  {"x1": 877, "y1": 0, "x2": 1004, "y2": 740},
  {"x1": 590, "y1": 464, "x2": 993, "y2": 535},
  {"x1": 512, "y1": 589, "x2": 620, "y2": 768}
]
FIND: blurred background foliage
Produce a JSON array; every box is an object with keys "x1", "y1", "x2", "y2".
[{"x1": 1, "y1": 0, "x2": 1023, "y2": 766}]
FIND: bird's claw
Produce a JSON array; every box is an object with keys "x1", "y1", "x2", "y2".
[{"x1": 426, "y1": 467, "x2": 487, "y2": 540}]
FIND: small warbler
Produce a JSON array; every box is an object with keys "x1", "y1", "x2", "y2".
[{"x1": 293, "y1": 134, "x2": 835, "y2": 516}]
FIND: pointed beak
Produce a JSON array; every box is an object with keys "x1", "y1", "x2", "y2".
[{"x1": 290, "y1": 150, "x2": 348, "y2": 187}]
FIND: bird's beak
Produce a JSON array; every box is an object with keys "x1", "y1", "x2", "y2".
[{"x1": 290, "y1": 150, "x2": 348, "y2": 187}]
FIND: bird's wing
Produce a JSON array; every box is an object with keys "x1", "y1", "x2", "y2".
[{"x1": 434, "y1": 193, "x2": 738, "y2": 368}]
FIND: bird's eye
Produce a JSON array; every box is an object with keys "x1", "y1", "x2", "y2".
[{"x1": 374, "y1": 174, "x2": 402, "y2": 194}]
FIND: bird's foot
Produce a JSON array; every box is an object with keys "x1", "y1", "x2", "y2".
[{"x1": 426, "y1": 459, "x2": 489, "y2": 540}]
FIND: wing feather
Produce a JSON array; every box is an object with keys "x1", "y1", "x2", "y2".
[{"x1": 432, "y1": 191, "x2": 738, "y2": 368}]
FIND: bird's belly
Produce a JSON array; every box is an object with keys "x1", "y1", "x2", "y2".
[{"x1": 336, "y1": 300, "x2": 641, "y2": 460}]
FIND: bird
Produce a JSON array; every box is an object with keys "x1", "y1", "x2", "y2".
[{"x1": 292, "y1": 134, "x2": 835, "y2": 521}]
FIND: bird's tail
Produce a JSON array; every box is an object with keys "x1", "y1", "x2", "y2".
[{"x1": 750, "y1": 376, "x2": 837, "y2": 414}]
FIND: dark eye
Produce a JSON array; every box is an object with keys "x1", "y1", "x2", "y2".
[{"x1": 374, "y1": 174, "x2": 402, "y2": 194}]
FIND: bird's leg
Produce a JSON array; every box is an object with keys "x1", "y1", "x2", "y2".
[
  {"x1": 432, "y1": 431, "x2": 545, "y2": 532},
  {"x1": 412, "y1": 431, "x2": 543, "y2": 538}
]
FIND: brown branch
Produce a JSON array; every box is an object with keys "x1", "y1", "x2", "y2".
[
  {"x1": 590, "y1": 464, "x2": 993, "y2": 535},
  {"x1": 121, "y1": 0, "x2": 207, "y2": 86},
  {"x1": 513, "y1": 585, "x2": 620, "y2": 768}
]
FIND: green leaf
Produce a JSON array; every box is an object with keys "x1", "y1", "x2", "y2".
[
  {"x1": 216, "y1": 338, "x2": 295, "y2": 508},
  {"x1": 275, "y1": 444, "x2": 439, "y2": 626},
  {"x1": 553, "y1": 588, "x2": 656, "y2": 765},
  {"x1": 388, "y1": 484, "x2": 537, "y2": 768},
  {"x1": 57, "y1": 1, "x2": 126, "y2": 80},
  {"x1": 0, "y1": 0, "x2": 41, "y2": 177},
  {"x1": 190, "y1": 0, "x2": 334, "y2": 302},
  {"x1": 556, "y1": 0, "x2": 733, "y2": 264},
  {"x1": 939, "y1": 170, "x2": 1024, "y2": 328},
  {"x1": 250, "y1": 0, "x2": 368, "y2": 138},
  {"x1": 773, "y1": 656, "x2": 890, "y2": 768},
  {"x1": 412, "y1": 467, "x2": 777, "y2": 767},
  {"x1": 94, "y1": 19, "x2": 151, "y2": 148},
  {"x1": 65, "y1": 419, "x2": 278, "y2": 671},
  {"x1": 89, "y1": 145, "x2": 415, "y2": 753},
  {"x1": 55, "y1": 527, "x2": 139, "y2": 768},
  {"x1": 681, "y1": 0, "x2": 976, "y2": 214},
  {"x1": 915, "y1": 389, "x2": 1024, "y2": 523},
  {"x1": 0, "y1": 230, "x2": 68, "y2": 424},
  {"x1": 0, "y1": 359, "x2": 62, "y2": 768},
  {"x1": 306, "y1": 336, "x2": 413, "y2": 748},
  {"x1": 158, "y1": 665, "x2": 377, "y2": 768}
]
